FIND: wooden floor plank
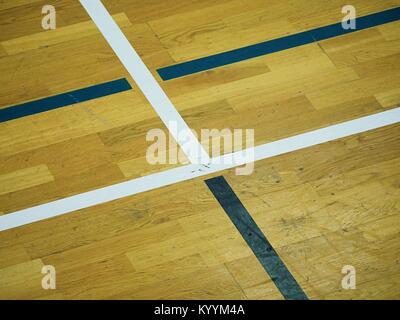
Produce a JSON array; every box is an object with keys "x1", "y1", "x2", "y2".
[{"x1": 0, "y1": 0, "x2": 399, "y2": 300}]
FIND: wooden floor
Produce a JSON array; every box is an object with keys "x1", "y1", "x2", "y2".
[{"x1": 0, "y1": 0, "x2": 399, "y2": 299}]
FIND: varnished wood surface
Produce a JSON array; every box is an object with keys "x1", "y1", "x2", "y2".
[
  {"x1": 0, "y1": 123, "x2": 399, "y2": 299},
  {"x1": 0, "y1": 0, "x2": 399, "y2": 299}
]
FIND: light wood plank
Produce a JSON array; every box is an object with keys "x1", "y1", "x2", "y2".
[{"x1": 0, "y1": 164, "x2": 54, "y2": 196}]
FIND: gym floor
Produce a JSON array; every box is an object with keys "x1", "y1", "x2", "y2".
[{"x1": 0, "y1": 0, "x2": 399, "y2": 299}]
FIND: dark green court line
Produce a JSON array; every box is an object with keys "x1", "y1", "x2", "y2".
[
  {"x1": 205, "y1": 176, "x2": 308, "y2": 300},
  {"x1": 158, "y1": 7, "x2": 400, "y2": 80},
  {"x1": 0, "y1": 78, "x2": 132, "y2": 123}
]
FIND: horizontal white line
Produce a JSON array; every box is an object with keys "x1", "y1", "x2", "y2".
[
  {"x1": 1, "y1": 107, "x2": 399, "y2": 232},
  {"x1": 217, "y1": 106, "x2": 400, "y2": 165},
  {"x1": 79, "y1": 0, "x2": 210, "y2": 164}
]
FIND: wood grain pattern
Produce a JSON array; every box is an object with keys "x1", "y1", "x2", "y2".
[
  {"x1": 0, "y1": 164, "x2": 54, "y2": 196},
  {"x1": 1, "y1": 13, "x2": 132, "y2": 55},
  {"x1": 0, "y1": 123, "x2": 398, "y2": 299},
  {"x1": 0, "y1": 0, "x2": 399, "y2": 299}
]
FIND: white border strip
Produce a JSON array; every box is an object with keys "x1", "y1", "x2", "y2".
[
  {"x1": 1, "y1": 107, "x2": 399, "y2": 231},
  {"x1": 79, "y1": 0, "x2": 209, "y2": 164}
]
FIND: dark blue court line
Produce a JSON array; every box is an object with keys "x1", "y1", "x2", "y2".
[
  {"x1": 205, "y1": 176, "x2": 308, "y2": 300},
  {"x1": 158, "y1": 7, "x2": 400, "y2": 80},
  {"x1": 0, "y1": 78, "x2": 132, "y2": 123}
]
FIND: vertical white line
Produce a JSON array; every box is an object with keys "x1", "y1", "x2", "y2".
[{"x1": 79, "y1": 0, "x2": 210, "y2": 164}]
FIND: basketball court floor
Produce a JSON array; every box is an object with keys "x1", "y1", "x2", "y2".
[{"x1": 0, "y1": 0, "x2": 399, "y2": 299}]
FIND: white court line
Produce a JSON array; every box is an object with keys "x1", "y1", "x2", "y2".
[
  {"x1": 0, "y1": 107, "x2": 399, "y2": 232},
  {"x1": 79, "y1": 0, "x2": 210, "y2": 164}
]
